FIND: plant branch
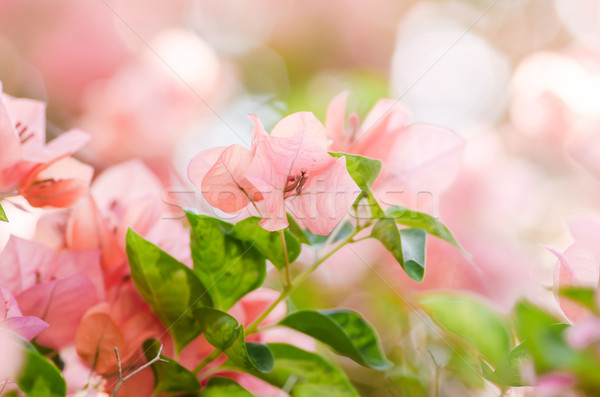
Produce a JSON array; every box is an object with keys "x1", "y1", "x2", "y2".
[
  {"x1": 193, "y1": 348, "x2": 222, "y2": 375},
  {"x1": 279, "y1": 229, "x2": 292, "y2": 287},
  {"x1": 246, "y1": 226, "x2": 362, "y2": 335},
  {"x1": 111, "y1": 345, "x2": 166, "y2": 397}
]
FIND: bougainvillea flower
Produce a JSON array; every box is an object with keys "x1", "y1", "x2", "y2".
[
  {"x1": 246, "y1": 112, "x2": 359, "y2": 234},
  {"x1": 548, "y1": 216, "x2": 600, "y2": 322},
  {"x1": 0, "y1": 287, "x2": 48, "y2": 341},
  {"x1": 18, "y1": 156, "x2": 93, "y2": 208},
  {"x1": 0, "y1": 83, "x2": 92, "y2": 207},
  {"x1": 75, "y1": 282, "x2": 163, "y2": 376},
  {"x1": 325, "y1": 91, "x2": 465, "y2": 196},
  {"x1": 189, "y1": 112, "x2": 359, "y2": 235},
  {"x1": 0, "y1": 237, "x2": 103, "y2": 349}
]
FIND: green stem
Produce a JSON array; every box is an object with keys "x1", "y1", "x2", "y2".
[
  {"x1": 193, "y1": 348, "x2": 221, "y2": 375},
  {"x1": 279, "y1": 230, "x2": 292, "y2": 287},
  {"x1": 246, "y1": 227, "x2": 361, "y2": 335}
]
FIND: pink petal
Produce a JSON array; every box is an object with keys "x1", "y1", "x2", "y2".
[
  {"x1": 0, "y1": 88, "x2": 22, "y2": 171},
  {"x1": 188, "y1": 146, "x2": 226, "y2": 191},
  {"x1": 2, "y1": 93, "x2": 47, "y2": 157},
  {"x1": 271, "y1": 111, "x2": 328, "y2": 149},
  {"x1": 325, "y1": 90, "x2": 350, "y2": 149},
  {"x1": 246, "y1": 130, "x2": 337, "y2": 231},
  {"x1": 566, "y1": 317, "x2": 600, "y2": 349},
  {"x1": 378, "y1": 124, "x2": 465, "y2": 194},
  {"x1": 286, "y1": 157, "x2": 360, "y2": 235},
  {"x1": 0, "y1": 236, "x2": 59, "y2": 294},
  {"x1": 56, "y1": 250, "x2": 105, "y2": 302},
  {"x1": 17, "y1": 274, "x2": 101, "y2": 349},
  {"x1": 66, "y1": 197, "x2": 126, "y2": 272},
  {"x1": 1, "y1": 316, "x2": 49, "y2": 341},
  {"x1": 201, "y1": 144, "x2": 258, "y2": 213},
  {"x1": 90, "y1": 159, "x2": 164, "y2": 213},
  {"x1": 352, "y1": 99, "x2": 411, "y2": 157},
  {"x1": 23, "y1": 128, "x2": 90, "y2": 164},
  {"x1": 0, "y1": 287, "x2": 22, "y2": 318},
  {"x1": 248, "y1": 114, "x2": 267, "y2": 147}
]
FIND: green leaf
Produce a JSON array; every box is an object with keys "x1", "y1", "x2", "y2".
[
  {"x1": 486, "y1": 342, "x2": 531, "y2": 387},
  {"x1": 202, "y1": 377, "x2": 253, "y2": 396},
  {"x1": 15, "y1": 334, "x2": 67, "y2": 397},
  {"x1": 232, "y1": 217, "x2": 301, "y2": 269},
  {"x1": 125, "y1": 229, "x2": 212, "y2": 352},
  {"x1": 514, "y1": 301, "x2": 600, "y2": 390},
  {"x1": 329, "y1": 152, "x2": 382, "y2": 190},
  {"x1": 0, "y1": 202, "x2": 7, "y2": 222},
  {"x1": 385, "y1": 206, "x2": 460, "y2": 248},
  {"x1": 194, "y1": 308, "x2": 239, "y2": 350},
  {"x1": 243, "y1": 343, "x2": 360, "y2": 397},
  {"x1": 143, "y1": 339, "x2": 201, "y2": 393},
  {"x1": 385, "y1": 376, "x2": 428, "y2": 397},
  {"x1": 280, "y1": 309, "x2": 391, "y2": 370},
  {"x1": 187, "y1": 212, "x2": 266, "y2": 310},
  {"x1": 559, "y1": 287, "x2": 599, "y2": 314},
  {"x1": 399, "y1": 228, "x2": 427, "y2": 282},
  {"x1": 194, "y1": 308, "x2": 274, "y2": 373},
  {"x1": 371, "y1": 218, "x2": 425, "y2": 282},
  {"x1": 420, "y1": 294, "x2": 511, "y2": 366}
]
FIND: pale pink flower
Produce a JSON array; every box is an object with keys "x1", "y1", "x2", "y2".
[
  {"x1": 0, "y1": 236, "x2": 103, "y2": 349},
  {"x1": 189, "y1": 112, "x2": 360, "y2": 235},
  {"x1": 548, "y1": 216, "x2": 600, "y2": 322},
  {"x1": 325, "y1": 91, "x2": 465, "y2": 199},
  {"x1": 0, "y1": 287, "x2": 48, "y2": 341},
  {"x1": 0, "y1": 83, "x2": 92, "y2": 208}
]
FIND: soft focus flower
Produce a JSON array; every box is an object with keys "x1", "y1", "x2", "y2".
[
  {"x1": 325, "y1": 91, "x2": 465, "y2": 202},
  {"x1": 0, "y1": 83, "x2": 92, "y2": 208},
  {"x1": 0, "y1": 287, "x2": 48, "y2": 340},
  {"x1": 0, "y1": 236, "x2": 103, "y2": 349}
]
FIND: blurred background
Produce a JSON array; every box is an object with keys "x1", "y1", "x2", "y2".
[{"x1": 2, "y1": 1, "x2": 600, "y2": 394}]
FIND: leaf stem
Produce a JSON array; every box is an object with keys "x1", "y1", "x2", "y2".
[
  {"x1": 246, "y1": 227, "x2": 362, "y2": 335},
  {"x1": 279, "y1": 229, "x2": 292, "y2": 287},
  {"x1": 193, "y1": 348, "x2": 222, "y2": 375}
]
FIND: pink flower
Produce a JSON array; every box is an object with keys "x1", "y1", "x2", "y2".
[
  {"x1": 548, "y1": 216, "x2": 600, "y2": 322},
  {"x1": 0, "y1": 287, "x2": 48, "y2": 341},
  {"x1": 75, "y1": 282, "x2": 163, "y2": 376},
  {"x1": 188, "y1": 113, "x2": 360, "y2": 235},
  {"x1": 325, "y1": 91, "x2": 465, "y2": 200},
  {"x1": 0, "y1": 83, "x2": 92, "y2": 208},
  {"x1": 0, "y1": 236, "x2": 103, "y2": 349}
]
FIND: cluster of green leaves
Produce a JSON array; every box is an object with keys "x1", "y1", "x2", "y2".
[
  {"x1": 332, "y1": 152, "x2": 461, "y2": 282},
  {"x1": 419, "y1": 288, "x2": 600, "y2": 395}
]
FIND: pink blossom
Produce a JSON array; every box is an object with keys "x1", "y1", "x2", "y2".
[
  {"x1": 0, "y1": 236, "x2": 103, "y2": 349},
  {"x1": 189, "y1": 112, "x2": 359, "y2": 235},
  {"x1": 0, "y1": 83, "x2": 92, "y2": 208},
  {"x1": 325, "y1": 91, "x2": 465, "y2": 198},
  {"x1": 548, "y1": 216, "x2": 600, "y2": 322},
  {"x1": 0, "y1": 287, "x2": 48, "y2": 341}
]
